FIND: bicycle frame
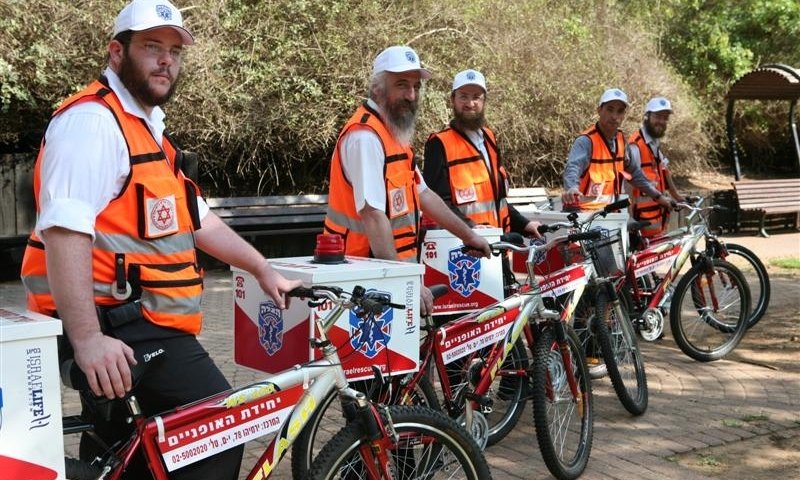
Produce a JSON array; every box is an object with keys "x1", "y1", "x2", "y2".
[{"x1": 66, "y1": 295, "x2": 401, "y2": 480}]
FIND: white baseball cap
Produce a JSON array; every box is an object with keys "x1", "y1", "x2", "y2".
[
  {"x1": 645, "y1": 96, "x2": 673, "y2": 113},
  {"x1": 452, "y1": 69, "x2": 487, "y2": 92},
  {"x1": 372, "y1": 46, "x2": 431, "y2": 79},
  {"x1": 598, "y1": 88, "x2": 629, "y2": 107},
  {"x1": 113, "y1": 0, "x2": 194, "y2": 46}
]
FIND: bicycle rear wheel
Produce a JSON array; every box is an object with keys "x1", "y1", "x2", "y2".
[
  {"x1": 308, "y1": 405, "x2": 492, "y2": 480},
  {"x1": 723, "y1": 243, "x2": 770, "y2": 329},
  {"x1": 670, "y1": 258, "x2": 750, "y2": 362},
  {"x1": 531, "y1": 323, "x2": 593, "y2": 480},
  {"x1": 571, "y1": 294, "x2": 608, "y2": 379},
  {"x1": 291, "y1": 375, "x2": 439, "y2": 479},
  {"x1": 593, "y1": 290, "x2": 648, "y2": 415}
]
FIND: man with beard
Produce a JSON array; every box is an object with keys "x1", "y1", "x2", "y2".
[
  {"x1": 561, "y1": 88, "x2": 673, "y2": 212},
  {"x1": 627, "y1": 96, "x2": 685, "y2": 237},
  {"x1": 324, "y1": 47, "x2": 491, "y2": 316},
  {"x1": 422, "y1": 69, "x2": 542, "y2": 237},
  {"x1": 20, "y1": 1, "x2": 301, "y2": 478}
]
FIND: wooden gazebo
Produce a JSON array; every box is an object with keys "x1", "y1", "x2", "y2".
[{"x1": 725, "y1": 64, "x2": 800, "y2": 180}]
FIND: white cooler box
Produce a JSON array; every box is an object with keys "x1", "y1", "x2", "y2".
[
  {"x1": 233, "y1": 257, "x2": 423, "y2": 381},
  {"x1": 513, "y1": 206, "x2": 629, "y2": 276},
  {"x1": 0, "y1": 308, "x2": 64, "y2": 480},
  {"x1": 421, "y1": 228, "x2": 504, "y2": 316}
]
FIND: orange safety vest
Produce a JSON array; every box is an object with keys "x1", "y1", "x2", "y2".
[
  {"x1": 577, "y1": 124, "x2": 631, "y2": 210},
  {"x1": 629, "y1": 129, "x2": 669, "y2": 237},
  {"x1": 429, "y1": 126, "x2": 511, "y2": 232},
  {"x1": 20, "y1": 78, "x2": 205, "y2": 334},
  {"x1": 323, "y1": 103, "x2": 421, "y2": 261}
]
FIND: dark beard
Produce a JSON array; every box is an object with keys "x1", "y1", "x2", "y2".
[
  {"x1": 118, "y1": 52, "x2": 179, "y2": 107},
  {"x1": 453, "y1": 109, "x2": 485, "y2": 131},
  {"x1": 644, "y1": 119, "x2": 665, "y2": 139}
]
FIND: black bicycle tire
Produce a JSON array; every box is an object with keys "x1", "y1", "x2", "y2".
[
  {"x1": 724, "y1": 243, "x2": 770, "y2": 328},
  {"x1": 307, "y1": 405, "x2": 492, "y2": 480},
  {"x1": 531, "y1": 324, "x2": 593, "y2": 480},
  {"x1": 290, "y1": 375, "x2": 440, "y2": 479},
  {"x1": 478, "y1": 338, "x2": 529, "y2": 446},
  {"x1": 572, "y1": 293, "x2": 608, "y2": 379},
  {"x1": 594, "y1": 290, "x2": 648, "y2": 415},
  {"x1": 65, "y1": 457, "x2": 102, "y2": 480},
  {"x1": 670, "y1": 259, "x2": 750, "y2": 362}
]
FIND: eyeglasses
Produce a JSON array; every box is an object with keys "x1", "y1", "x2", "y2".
[
  {"x1": 455, "y1": 92, "x2": 485, "y2": 103},
  {"x1": 135, "y1": 41, "x2": 183, "y2": 61}
]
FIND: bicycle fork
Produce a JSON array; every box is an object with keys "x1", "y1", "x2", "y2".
[{"x1": 551, "y1": 321, "x2": 585, "y2": 417}]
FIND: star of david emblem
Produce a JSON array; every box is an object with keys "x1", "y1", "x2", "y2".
[
  {"x1": 447, "y1": 248, "x2": 481, "y2": 297},
  {"x1": 156, "y1": 5, "x2": 173, "y2": 20},
  {"x1": 349, "y1": 289, "x2": 392, "y2": 359},
  {"x1": 405, "y1": 51, "x2": 416, "y2": 63},
  {"x1": 258, "y1": 301, "x2": 283, "y2": 356},
  {"x1": 150, "y1": 198, "x2": 175, "y2": 231},
  {"x1": 466, "y1": 71, "x2": 476, "y2": 80}
]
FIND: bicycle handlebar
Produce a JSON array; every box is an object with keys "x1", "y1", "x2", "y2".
[{"x1": 288, "y1": 285, "x2": 405, "y2": 314}]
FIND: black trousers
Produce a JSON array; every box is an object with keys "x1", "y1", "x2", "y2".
[{"x1": 79, "y1": 334, "x2": 243, "y2": 479}]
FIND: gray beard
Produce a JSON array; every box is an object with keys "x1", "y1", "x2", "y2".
[{"x1": 383, "y1": 101, "x2": 418, "y2": 146}]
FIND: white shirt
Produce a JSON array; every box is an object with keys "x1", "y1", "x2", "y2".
[
  {"x1": 339, "y1": 99, "x2": 427, "y2": 212},
  {"x1": 628, "y1": 127, "x2": 670, "y2": 170},
  {"x1": 464, "y1": 128, "x2": 490, "y2": 169},
  {"x1": 35, "y1": 67, "x2": 208, "y2": 240}
]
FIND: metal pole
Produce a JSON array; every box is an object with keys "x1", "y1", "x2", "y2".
[{"x1": 726, "y1": 99, "x2": 741, "y2": 180}]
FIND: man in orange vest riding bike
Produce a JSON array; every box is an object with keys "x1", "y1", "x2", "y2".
[
  {"x1": 627, "y1": 96, "x2": 686, "y2": 238},
  {"x1": 323, "y1": 46, "x2": 492, "y2": 317},
  {"x1": 561, "y1": 88, "x2": 674, "y2": 212}
]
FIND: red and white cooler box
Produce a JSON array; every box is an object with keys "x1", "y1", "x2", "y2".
[
  {"x1": 232, "y1": 257, "x2": 423, "y2": 381},
  {"x1": 0, "y1": 308, "x2": 64, "y2": 480},
  {"x1": 513, "y1": 202, "x2": 629, "y2": 277},
  {"x1": 421, "y1": 227, "x2": 504, "y2": 316}
]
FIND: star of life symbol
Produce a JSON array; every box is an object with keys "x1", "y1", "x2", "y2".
[
  {"x1": 156, "y1": 5, "x2": 173, "y2": 20},
  {"x1": 466, "y1": 71, "x2": 476, "y2": 80},
  {"x1": 349, "y1": 289, "x2": 392, "y2": 359},
  {"x1": 150, "y1": 197, "x2": 175, "y2": 231},
  {"x1": 448, "y1": 247, "x2": 481, "y2": 297},
  {"x1": 405, "y1": 50, "x2": 416, "y2": 63},
  {"x1": 532, "y1": 237, "x2": 548, "y2": 265},
  {"x1": 258, "y1": 301, "x2": 283, "y2": 356}
]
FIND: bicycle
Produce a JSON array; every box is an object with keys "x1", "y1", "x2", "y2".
[
  {"x1": 535, "y1": 199, "x2": 648, "y2": 416},
  {"x1": 623, "y1": 198, "x2": 751, "y2": 361},
  {"x1": 295, "y1": 231, "x2": 598, "y2": 480},
  {"x1": 629, "y1": 196, "x2": 770, "y2": 332},
  {"x1": 61, "y1": 285, "x2": 491, "y2": 480}
]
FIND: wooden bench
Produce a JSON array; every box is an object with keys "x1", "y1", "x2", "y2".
[
  {"x1": 506, "y1": 187, "x2": 552, "y2": 210},
  {"x1": 732, "y1": 178, "x2": 800, "y2": 237},
  {"x1": 206, "y1": 194, "x2": 328, "y2": 239}
]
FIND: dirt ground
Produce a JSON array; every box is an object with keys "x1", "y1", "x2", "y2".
[{"x1": 672, "y1": 264, "x2": 800, "y2": 479}]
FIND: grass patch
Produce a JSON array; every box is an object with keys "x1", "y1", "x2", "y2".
[
  {"x1": 723, "y1": 418, "x2": 743, "y2": 428},
  {"x1": 769, "y1": 257, "x2": 800, "y2": 269},
  {"x1": 697, "y1": 454, "x2": 721, "y2": 466},
  {"x1": 741, "y1": 413, "x2": 770, "y2": 422}
]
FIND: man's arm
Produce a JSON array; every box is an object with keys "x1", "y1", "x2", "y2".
[
  {"x1": 195, "y1": 213, "x2": 302, "y2": 309},
  {"x1": 40, "y1": 227, "x2": 136, "y2": 399},
  {"x1": 562, "y1": 136, "x2": 592, "y2": 204},
  {"x1": 419, "y1": 188, "x2": 491, "y2": 257},
  {"x1": 624, "y1": 152, "x2": 672, "y2": 208},
  {"x1": 422, "y1": 136, "x2": 474, "y2": 225},
  {"x1": 358, "y1": 205, "x2": 400, "y2": 260}
]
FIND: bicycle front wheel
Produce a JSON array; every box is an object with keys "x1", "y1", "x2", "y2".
[
  {"x1": 308, "y1": 405, "x2": 492, "y2": 480},
  {"x1": 531, "y1": 323, "x2": 593, "y2": 480},
  {"x1": 593, "y1": 290, "x2": 648, "y2": 415},
  {"x1": 291, "y1": 375, "x2": 440, "y2": 479},
  {"x1": 724, "y1": 243, "x2": 770, "y2": 329},
  {"x1": 670, "y1": 259, "x2": 750, "y2": 362}
]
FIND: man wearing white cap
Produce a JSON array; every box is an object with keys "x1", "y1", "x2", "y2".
[
  {"x1": 324, "y1": 47, "x2": 491, "y2": 315},
  {"x1": 20, "y1": 1, "x2": 301, "y2": 477},
  {"x1": 562, "y1": 88, "x2": 672, "y2": 211},
  {"x1": 423, "y1": 69, "x2": 542, "y2": 238},
  {"x1": 627, "y1": 96, "x2": 685, "y2": 237}
]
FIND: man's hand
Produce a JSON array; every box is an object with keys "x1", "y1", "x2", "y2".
[
  {"x1": 420, "y1": 286, "x2": 434, "y2": 317},
  {"x1": 254, "y1": 261, "x2": 303, "y2": 309},
  {"x1": 561, "y1": 187, "x2": 581, "y2": 206},
  {"x1": 463, "y1": 231, "x2": 492, "y2": 258},
  {"x1": 655, "y1": 195, "x2": 673, "y2": 210},
  {"x1": 523, "y1": 220, "x2": 543, "y2": 239},
  {"x1": 72, "y1": 332, "x2": 137, "y2": 399}
]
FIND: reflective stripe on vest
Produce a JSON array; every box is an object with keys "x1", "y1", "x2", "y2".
[
  {"x1": 629, "y1": 129, "x2": 668, "y2": 237},
  {"x1": 430, "y1": 127, "x2": 511, "y2": 232},
  {"x1": 20, "y1": 78, "x2": 205, "y2": 334},
  {"x1": 577, "y1": 125, "x2": 630, "y2": 210},
  {"x1": 323, "y1": 103, "x2": 420, "y2": 261}
]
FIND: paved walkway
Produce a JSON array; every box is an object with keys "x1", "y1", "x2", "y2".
[{"x1": 1, "y1": 232, "x2": 798, "y2": 479}]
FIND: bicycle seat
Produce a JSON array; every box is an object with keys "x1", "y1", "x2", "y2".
[{"x1": 60, "y1": 340, "x2": 168, "y2": 392}]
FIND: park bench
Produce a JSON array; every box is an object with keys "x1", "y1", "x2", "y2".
[
  {"x1": 732, "y1": 178, "x2": 800, "y2": 237},
  {"x1": 207, "y1": 187, "x2": 552, "y2": 241}
]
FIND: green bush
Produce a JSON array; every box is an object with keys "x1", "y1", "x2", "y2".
[{"x1": 3, "y1": 0, "x2": 794, "y2": 196}]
